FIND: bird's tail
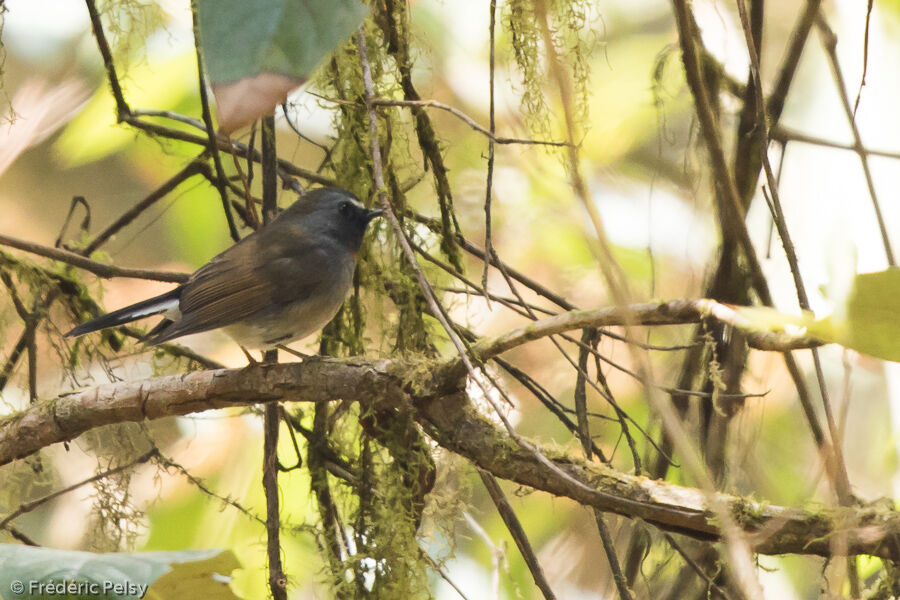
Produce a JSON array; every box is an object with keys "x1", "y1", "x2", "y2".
[{"x1": 65, "y1": 288, "x2": 180, "y2": 338}]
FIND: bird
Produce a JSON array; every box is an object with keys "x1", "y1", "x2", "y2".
[{"x1": 66, "y1": 187, "x2": 382, "y2": 350}]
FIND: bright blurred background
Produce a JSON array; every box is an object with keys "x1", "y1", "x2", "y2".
[{"x1": 2, "y1": 0, "x2": 900, "y2": 597}]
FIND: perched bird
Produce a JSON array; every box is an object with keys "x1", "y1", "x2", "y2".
[{"x1": 66, "y1": 187, "x2": 382, "y2": 349}]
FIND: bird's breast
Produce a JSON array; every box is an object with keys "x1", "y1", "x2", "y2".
[{"x1": 223, "y1": 259, "x2": 355, "y2": 349}]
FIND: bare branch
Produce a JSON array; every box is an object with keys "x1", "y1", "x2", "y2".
[
  {"x1": 371, "y1": 99, "x2": 569, "y2": 147},
  {"x1": 469, "y1": 299, "x2": 821, "y2": 361},
  {"x1": 0, "y1": 449, "x2": 157, "y2": 532},
  {"x1": 478, "y1": 470, "x2": 557, "y2": 599},
  {"x1": 83, "y1": 160, "x2": 207, "y2": 256},
  {"x1": 0, "y1": 233, "x2": 189, "y2": 283},
  {"x1": 84, "y1": 0, "x2": 129, "y2": 120},
  {"x1": 816, "y1": 15, "x2": 895, "y2": 266},
  {"x1": 771, "y1": 126, "x2": 900, "y2": 161}
]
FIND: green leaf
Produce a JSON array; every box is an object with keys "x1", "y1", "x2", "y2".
[
  {"x1": 195, "y1": 0, "x2": 369, "y2": 84},
  {"x1": 0, "y1": 546, "x2": 240, "y2": 600},
  {"x1": 733, "y1": 268, "x2": 900, "y2": 363},
  {"x1": 811, "y1": 267, "x2": 900, "y2": 362}
]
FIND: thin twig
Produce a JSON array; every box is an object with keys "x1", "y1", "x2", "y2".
[
  {"x1": 157, "y1": 452, "x2": 266, "y2": 526},
  {"x1": 423, "y1": 552, "x2": 472, "y2": 600},
  {"x1": 478, "y1": 470, "x2": 557, "y2": 599},
  {"x1": 84, "y1": 0, "x2": 129, "y2": 119},
  {"x1": 438, "y1": 286, "x2": 556, "y2": 316},
  {"x1": 816, "y1": 15, "x2": 895, "y2": 266},
  {"x1": 372, "y1": 98, "x2": 569, "y2": 147},
  {"x1": 852, "y1": 0, "x2": 874, "y2": 116},
  {"x1": 124, "y1": 115, "x2": 335, "y2": 188},
  {"x1": 662, "y1": 533, "x2": 736, "y2": 600},
  {"x1": 0, "y1": 449, "x2": 157, "y2": 531},
  {"x1": 55, "y1": 196, "x2": 91, "y2": 249},
  {"x1": 0, "y1": 271, "x2": 37, "y2": 402},
  {"x1": 281, "y1": 101, "x2": 330, "y2": 155},
  {"x1": 771, "y1": 125, "x2": 900, "y2": 160},
  {"x1": 131, "y1": 108, "x2": 207, "y2": 131},
  {"x1": 190, "y1": 0, "x2": 239, "y2": 242},
  {"x1": 6, "y1": 526, "x2": 39, "y2": 546},
  {"x1": 463, "y1": 511, "x2": 505, "y2": 598},
  {"x1": 406, "y1": 209, "x2": 576, "y2": 309},
  {"x1": 482, "y1": 0, "x2": 498, "y2": 296},
  {"x1": 490, "y1": 356, "x2": 611, "y2": 459},
  {"x1": 308, "y1": 404, "x2": 353, "y2": 596},
  {"x1": 0, "y1": 233, "x2": 188, "y2": 283},
  {"x1": 260, "y1": 114, "x2": 288, "y2": 600},
  {"x1": 574, "y1": 329, "x2": 634, "y2": 599},
  {"x1": 309, "y1": 91, "x2": 570, "y2": 149},
  {"x1": 83, "y1": 160, "x2": 207, "y2": 256}
]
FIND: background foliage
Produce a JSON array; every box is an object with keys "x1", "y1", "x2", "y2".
[{"x1": 3, "y1": 0, "x2": 900, "y2": 598}]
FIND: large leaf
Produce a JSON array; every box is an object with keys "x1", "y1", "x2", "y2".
[
  {"x1": 811, "y1": 267, "x2": 900, "y2": 362},
  {"x1": 0, "y1": 546, "x2": 240, "y2": 600},
  {"x1": 195, "y1": 0, "x2": 369, "y2": 132},
  {"x1": 732, "y1": 268, "x2": 900, "y2": 362}
]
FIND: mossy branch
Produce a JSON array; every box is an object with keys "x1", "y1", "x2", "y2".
[{"x1": 0, "y1": 357, "x2": 898, "y2": 559}]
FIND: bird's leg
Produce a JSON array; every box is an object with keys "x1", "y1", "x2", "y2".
[
  {"x1": 240, "y1": 346, "x2": 261, "y2": 365},
  {"x1": 276, "y1": 344, "x2": 311, "y2": 361}
]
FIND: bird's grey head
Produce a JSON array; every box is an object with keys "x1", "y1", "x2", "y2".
[{"x1": 281, "y1": 187, "x2": 382, "y2": 253}]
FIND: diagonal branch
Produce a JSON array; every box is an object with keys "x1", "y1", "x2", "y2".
[
  {"x1": 0, "y1": 234, "x2": 189, "y2": 283},
  {"x1": 816, "y1": 15, "x2": 895, "y2": 266},
  {"x1": 478, "y1": 470, "x2": 557, "y2": 599}
]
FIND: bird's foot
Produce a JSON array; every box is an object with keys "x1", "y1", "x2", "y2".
[
  {"x1": 240, "y1": 346, "x2": 261, "y2": 365},
  {"x1": 276, "y1": 344, "x2": 312, "y2": 361}
]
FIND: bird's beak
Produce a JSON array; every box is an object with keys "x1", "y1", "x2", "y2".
[{"x1": 366, "y1": 208, "x2": 384, "y2": 222}]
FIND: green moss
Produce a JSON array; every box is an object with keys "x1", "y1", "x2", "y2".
[
  {"x1": 729, "y1": 497, "x2": 770, "y2": 531},
  {"x1": 505, "y1": 0, "x2": 593, "y2": 143}
]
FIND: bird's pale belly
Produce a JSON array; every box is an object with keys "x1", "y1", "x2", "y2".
[
  {"x1": 223, "y1": 296, "x2": 345, "y2": 349},
  {"x1": 223, "y1": 273, "x2": 353, "y2": 349}
]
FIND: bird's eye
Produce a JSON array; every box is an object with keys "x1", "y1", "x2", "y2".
[{"x1": 339, "y1": 201, "x2": 352, "y2": 217}]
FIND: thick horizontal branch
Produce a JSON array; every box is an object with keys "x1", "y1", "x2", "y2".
[
  {"x1": 0, "y1": 359, "x2": 401, "y2": 467},
  {"x1": 1, "y1": 358, "x2": 897, "y2": 558}
]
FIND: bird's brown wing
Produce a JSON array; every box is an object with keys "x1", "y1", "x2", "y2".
[{"x1": 147, "y1": 231, "x2": 331, "y2": 344}]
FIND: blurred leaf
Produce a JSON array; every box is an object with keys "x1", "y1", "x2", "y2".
[
  {"x1": 164, "y1": 182, "x2": 234, "y2": 268},
  {"x1": 734, "y1": 269, "x2": 900, "y2": 362},
  {"x1": 583, "y1": 35, "x2": 688, "y2": 166},
  {"x1": 0, "y1": 545, "x2": 240, "y2": 600},
  {"x1": 196, "y1": 0, "x2": 369, "y2": 132},
  {"x1": 729, "y1": 305, "x2": 811, "y2": 331},
  {"x1": 210, "y1": 74, "x2": 306, "y2": 134},
  {"x1": 145, "y1": 550, "x2": 241, "y2": 599},
  {"x1": 54, "y1": 54, "x2": 197, "y2": 167},
  {"x1": 813, "y1": 268, "x2": 900, "y2": 362}
]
